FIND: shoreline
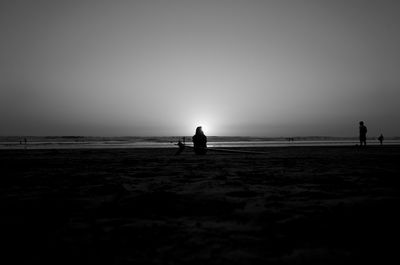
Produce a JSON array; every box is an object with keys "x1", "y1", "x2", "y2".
[{"x1": 1, "y1": 142, "x2": 399, "y2": 150}]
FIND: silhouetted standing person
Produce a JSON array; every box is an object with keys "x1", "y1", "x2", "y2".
[
  {"x1": 378, "y1": 134, "x2": 384, "y2": 145},
  {"x1": 359, "y1": 121, "x2": 367, "y2": 146},
  {"x1": 192, "y1": 126, "x2": 207, "y2": 155}
]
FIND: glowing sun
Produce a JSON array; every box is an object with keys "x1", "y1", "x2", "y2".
[{"x1": 192, "y1": 120, "x2": 212, "y2": 136}]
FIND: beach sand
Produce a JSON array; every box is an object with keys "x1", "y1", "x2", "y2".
[{"x1": 1, "y1": 146, "x2": 400, "y2": 264}]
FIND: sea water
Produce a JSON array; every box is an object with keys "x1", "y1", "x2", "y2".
[{"x1": 1, "y1": 136, "x2": 399, "y2": 149}]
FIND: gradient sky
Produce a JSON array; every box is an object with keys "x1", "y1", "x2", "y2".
[{"x1": 1, "y1": 0, "x2": 399, "y2": 137}]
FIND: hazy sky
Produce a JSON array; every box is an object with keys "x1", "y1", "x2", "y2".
[{"x1": 1, "y1": 0, "x2": 400, "y2": 137}]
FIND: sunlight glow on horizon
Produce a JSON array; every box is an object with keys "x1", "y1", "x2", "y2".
[{"x1": 191, "y1": 119, "x2": 213, "y2": 136}]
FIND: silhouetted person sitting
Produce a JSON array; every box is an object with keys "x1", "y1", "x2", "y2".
[
  {"x1": 175, "y1": 138, "x2": 186, "y2": 155},
  {"x1": 359, "y1": 121, "x2": 367, "y2": 146},
  {"x1": 192, "y1": 126, "x2": 207, "y2": 155},
  {"x1": 378, "y1": 134, "x2": 384, "y2": 145}
]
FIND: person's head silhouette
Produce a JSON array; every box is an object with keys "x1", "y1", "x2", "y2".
[
  {"x1": 195, "y1": 126, "x2": 204, "y2": 135},
  {"x1": 359, "y1": 121, "x2": 364, "y2": 126}
]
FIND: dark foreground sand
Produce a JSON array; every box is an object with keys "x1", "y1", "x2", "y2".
[{"x1": 1, "y1": 146, "x2": 400, "y2": 264}]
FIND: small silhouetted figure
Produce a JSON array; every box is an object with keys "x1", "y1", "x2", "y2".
[
  {"x1": 192, "y1": 126, "x2": 207, "y2": 155},
  {"x1": 23, "y1": 137, "x2": 27, "y2": 150},
  {"x1": 175, "y1": 137, "x2": 186, "y2": 155},
  {"x1": 359, "y1": 121, "x2": 367, "y2": 146},
  {"x1": 378, "y1": 134, "x2": 384, "y2": 145}
]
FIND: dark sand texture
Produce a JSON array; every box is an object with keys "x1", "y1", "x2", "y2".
[{"x1": 1, "y1": 146, "x2": 400, "y2": 264}]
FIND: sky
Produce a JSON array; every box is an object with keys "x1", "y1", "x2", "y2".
[{"x1": 1, "y1": 0, "x2": 400, "y2": 137}]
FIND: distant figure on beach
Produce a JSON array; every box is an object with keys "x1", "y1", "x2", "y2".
[
  {"x1": 175, "y1": 137, "x2": 186, "y2": 155},
  {"x1": 192, "y1": 126, "x2": 207, "y2": 155},
  {"x1": 23, "y1": 137, "x2": 27, "y2": 149},
  {"x1": 359, "y1": 121, "x2": 367, "y2": 146},
  {"x1": 378, "y1": 134, "x2": 384, "y2": 145}
]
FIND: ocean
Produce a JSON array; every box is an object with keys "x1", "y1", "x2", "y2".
[{"x1": 1, "y1": 136, "x2": 399, "y2": 149}]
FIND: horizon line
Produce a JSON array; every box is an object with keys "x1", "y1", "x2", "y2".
[{"x1": 1, "y1": 135, "x2": 399, "y2": 139}]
